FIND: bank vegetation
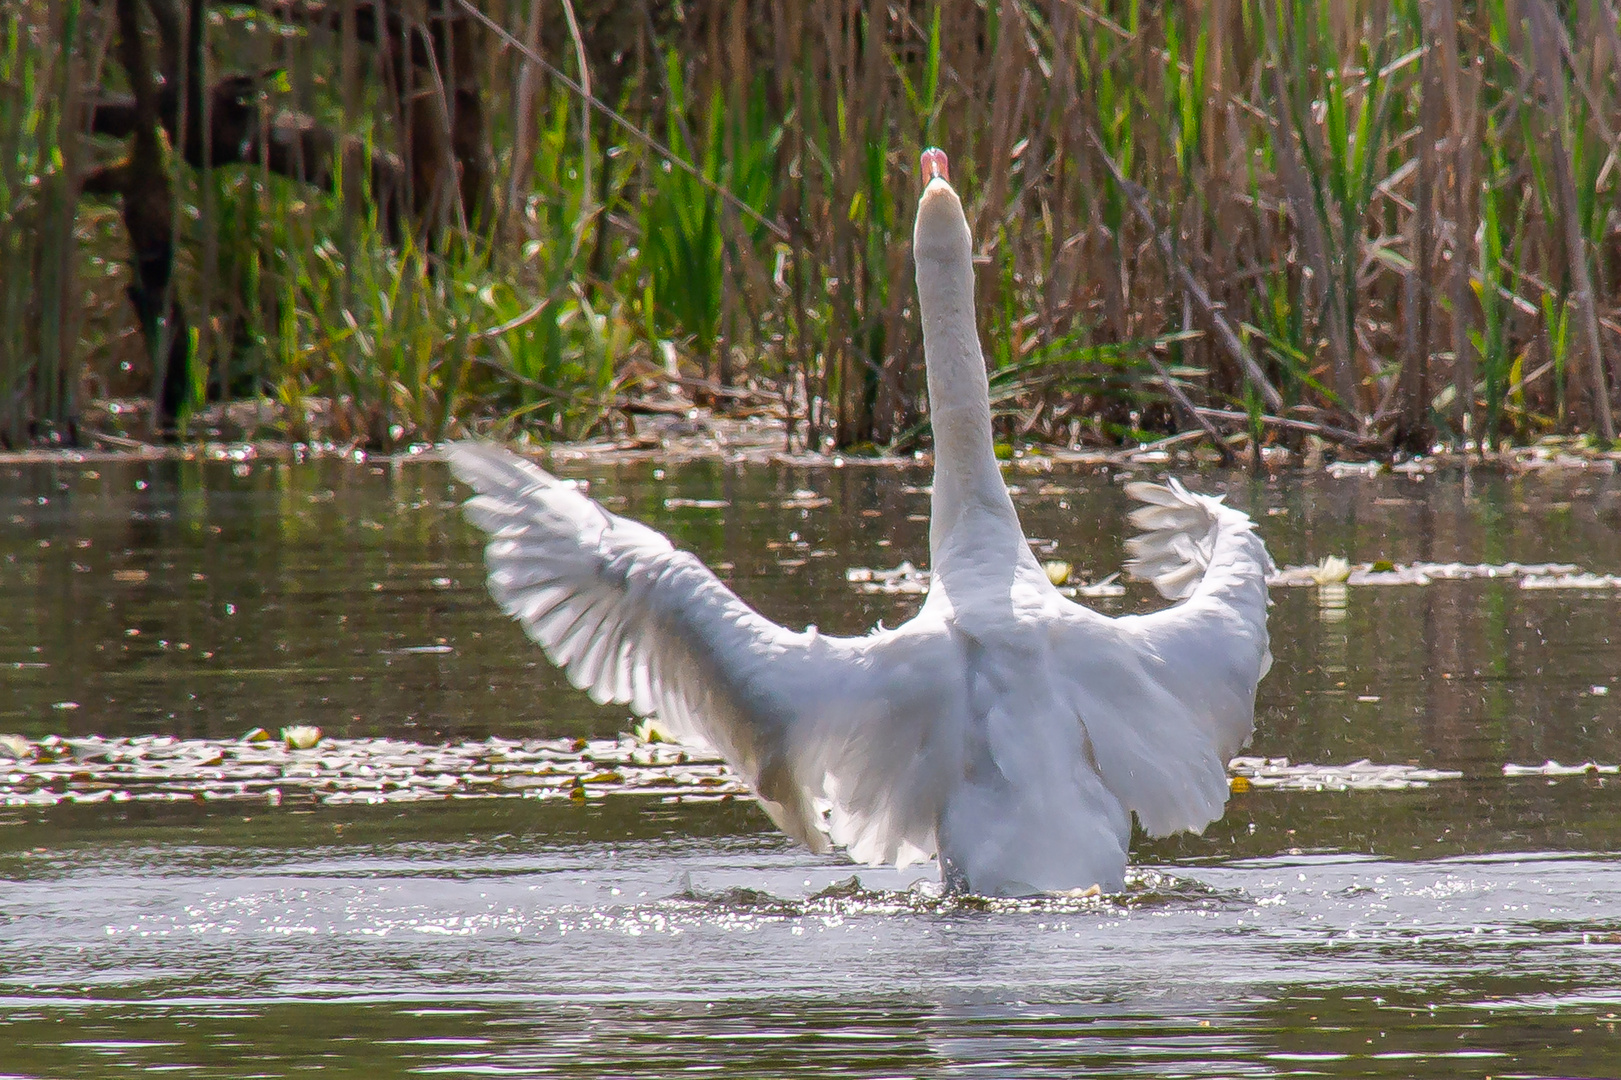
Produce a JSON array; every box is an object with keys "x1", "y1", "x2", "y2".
[{"x1": 4, "y1": 0, "x2": 1621, "y2": 459}]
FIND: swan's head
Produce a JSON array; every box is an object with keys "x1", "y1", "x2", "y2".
[{"x1": 914, "y1": 148, "x2": 972, "y2": 270}]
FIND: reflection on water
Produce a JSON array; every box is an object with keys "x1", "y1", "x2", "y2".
[{"x1": 2, "y1": 456, "x2": 1620, "y2": 1077}]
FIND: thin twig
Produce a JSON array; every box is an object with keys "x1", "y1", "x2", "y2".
[
  {"x1": 1106, "y1": 427, "x2": 1209, "y2": 464},
  {"x1": 557, "y1": 0, "x2": 591, "y2": 231},
  {"x1": 89, "y1": 430, "x2": 161, "y2": 452},
  {"x1": 1194, "y1": 407, "x2": 1379, "y2": 448}
]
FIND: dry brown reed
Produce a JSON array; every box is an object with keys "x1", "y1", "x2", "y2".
[{"x1": 5, "y1": 0, "x2": 1621, "y2": 453}]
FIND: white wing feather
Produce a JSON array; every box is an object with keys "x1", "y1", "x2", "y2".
[
  {"x1": 446, "y1": 442, "x2": 958, "y2": 866},
  {"x1": 1055, "y1": 479, "x2": 1274, "y2": 839},
  {"x1": 450, "y1": 445, "x2": 1272, "y2": 890}
]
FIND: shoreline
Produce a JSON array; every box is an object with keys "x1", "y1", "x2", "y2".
[{"x1": 2, "y1": 402, "x2": 1618, "y2": 473}]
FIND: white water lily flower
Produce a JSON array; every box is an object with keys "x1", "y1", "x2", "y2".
[
  {"x1": 634, "y1": 718, "x2": 672, "y2": 744},
  {"x1": 1310, "y1": 555, "x2": 1352, "y2": 585},
  {"x1": 281, "y1": 725, "x2": 322, "y2": 750}
]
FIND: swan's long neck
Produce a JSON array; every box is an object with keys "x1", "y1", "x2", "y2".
[{"x1": 915, "y1": 185, "x2": 1026, "y2": 570}]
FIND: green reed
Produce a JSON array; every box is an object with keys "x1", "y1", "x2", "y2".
[
  {"x1": 1, "y1": 2, "x2": 81, "y2": 446},
  {"x1": 639, "y1": 61, "x2": 780, "y2": 384}
]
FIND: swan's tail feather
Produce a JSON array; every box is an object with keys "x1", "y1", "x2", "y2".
[
  {"x1": 1123, "y1": 479, "x2": 1221, "y2": 600},
  {"x1": 1123, "y1": 479, "x2": 1275, "y2": 601}
]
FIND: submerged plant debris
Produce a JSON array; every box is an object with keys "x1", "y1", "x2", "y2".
[{"x1": 0, "y1": 732, "x2": 1483, "y2": 811}]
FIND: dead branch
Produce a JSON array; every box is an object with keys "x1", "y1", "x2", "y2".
[
  {"x1": 1193, "y1": 407, "x2": 1383, "y2": 450},
  {"x1": 90, "y1": 72, "x2": 264, "y2": 168},
  {"x1": 110, "y1": 0, "x2": 190, "y2": 431},
  {"x1": 89, "y1": 73, "x2": 407, "y2": 243}
]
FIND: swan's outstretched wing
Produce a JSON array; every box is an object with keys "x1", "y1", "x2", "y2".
[
  {"x1": 1053, "y1": 479, "x2": 1273, "y2": 838},
  {"x1": 445, "y1": 442, "x2": 959, "y2": 866}
]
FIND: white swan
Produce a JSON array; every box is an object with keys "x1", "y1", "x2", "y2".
[{"x1": 446, "y1": 148, "x2": 1274, "y2": 895}]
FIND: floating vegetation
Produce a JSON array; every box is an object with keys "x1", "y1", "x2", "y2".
[
  {"x1": 849, "y1": 558, "x2": 1620, "y2": 601},
  {"x1": 779, "y1": 490, "x2": 831, "y2": 510},
  {"x1": 1502, "y1": 761, "x2": 1620, "y2": 777},
  {"x1": 0, "y1": 733, "x2": 747, "y2": 810},
  {"x1": 846, "y1": 563, "x2": 1125, "y2": 598},
  {"x1": 662, "y1": 498, "x2": 730, "y2": 510},
  {"x1": 845, "y1": 562, "x2": 929, "y2": 595},
  {"x1": 1268, "y1": 561, "x2": 1620, "y2": 590},
  {"x1": 0, "y1": 730, "x2": 1487, "y2": 812},
  {"x1": 1518, "y1": 572, "x2": 1621, "y2": 591},
  {"x1": 1066, "y1": 574, "x2": 1127, "y2": 599},
  {"x1": 1228, "y1": 757, "x2": 1464, "y2": 792},
  {"x1": 1325, "y1": 462, "x2": 1387, "y2": 480}
]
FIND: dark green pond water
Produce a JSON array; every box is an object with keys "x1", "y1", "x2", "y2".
[{"x1": 2, "y1": 454, "x2": 1620, "y2": 1078}]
